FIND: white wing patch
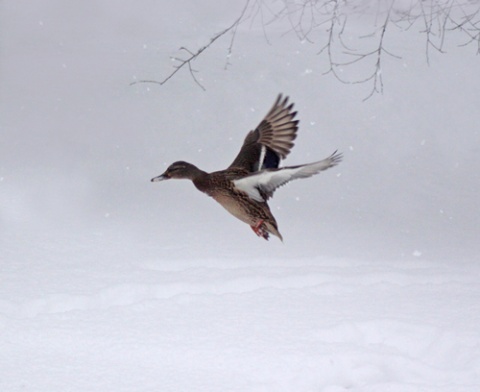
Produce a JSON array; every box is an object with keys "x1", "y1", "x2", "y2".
[
  {"x1": 257, "y1": 145, "x2": 266, "y2": 172},
  {"x1": 234, "y1": 168, "x2": 297, "y2": 202},
  {"x1": 233, "y1": 151, "x2": 342, "y2": 202}
]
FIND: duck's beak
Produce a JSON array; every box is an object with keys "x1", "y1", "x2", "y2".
[{"x1": 151, "y1": 173, "x2": 168, "y2": 182}]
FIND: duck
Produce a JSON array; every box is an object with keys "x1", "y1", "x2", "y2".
[{"x1": 151, "y1": 94, "x2": 342, "y2": 241}]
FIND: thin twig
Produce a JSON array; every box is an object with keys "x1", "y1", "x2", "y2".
[{"x1": 131, "y1": 0, "x2": 251, "y2": 89}]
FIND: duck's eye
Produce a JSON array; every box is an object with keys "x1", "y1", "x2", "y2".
[{"x1": 171, "y1": 165, "x2": 185, "y2": 172}]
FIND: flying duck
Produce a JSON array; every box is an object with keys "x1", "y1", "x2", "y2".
[{"x1": 152, "y1": 94, "x2": 342, "y2": 240}]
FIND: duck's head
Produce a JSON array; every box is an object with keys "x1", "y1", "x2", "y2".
[{"x1": 151, "y1": 161, "x2": 201, "y2": 182}]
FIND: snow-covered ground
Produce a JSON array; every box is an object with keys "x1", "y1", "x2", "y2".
[{"x1": 1, "y1": 1, "x2": 479, "y2": 391}]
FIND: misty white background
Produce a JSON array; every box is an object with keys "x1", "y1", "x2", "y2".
[{"x1": 1, "y1": 1, "x2": 479, "y2": 391}]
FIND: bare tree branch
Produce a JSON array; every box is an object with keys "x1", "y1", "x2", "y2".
[
  {"x1": 131, "y1": 0, "x2": 480, "y2": 98},
  {"x1": 359, "y1": 7, "x2": 394, "y2": 101},
  {"x1": 130, "y1": 0, "x2": 251, "y2": 88}
]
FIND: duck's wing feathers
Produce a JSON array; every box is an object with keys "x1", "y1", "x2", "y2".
[
  {"x1": 233, "y1": 151, "x2": 342, "y2": 202},
  {"x1": 228, "y1": 94, "x2": 299, "y2": 172}
]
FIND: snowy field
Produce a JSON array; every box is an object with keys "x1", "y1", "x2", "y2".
[{"x1": 1, "y1": 1, "x2": 480, "y2": 391}]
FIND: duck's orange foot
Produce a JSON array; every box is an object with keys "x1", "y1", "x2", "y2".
[{"x1": 251, "y1": 220, "x2": 269, "y2": 240}]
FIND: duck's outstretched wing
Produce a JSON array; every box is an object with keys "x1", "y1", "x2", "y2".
[
  {"x1": 228, "y1": 94, "x2": 298, "y2": 173},
  {"x1": 233, "y1": 151, "x2": 343, "y2": 202}
]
